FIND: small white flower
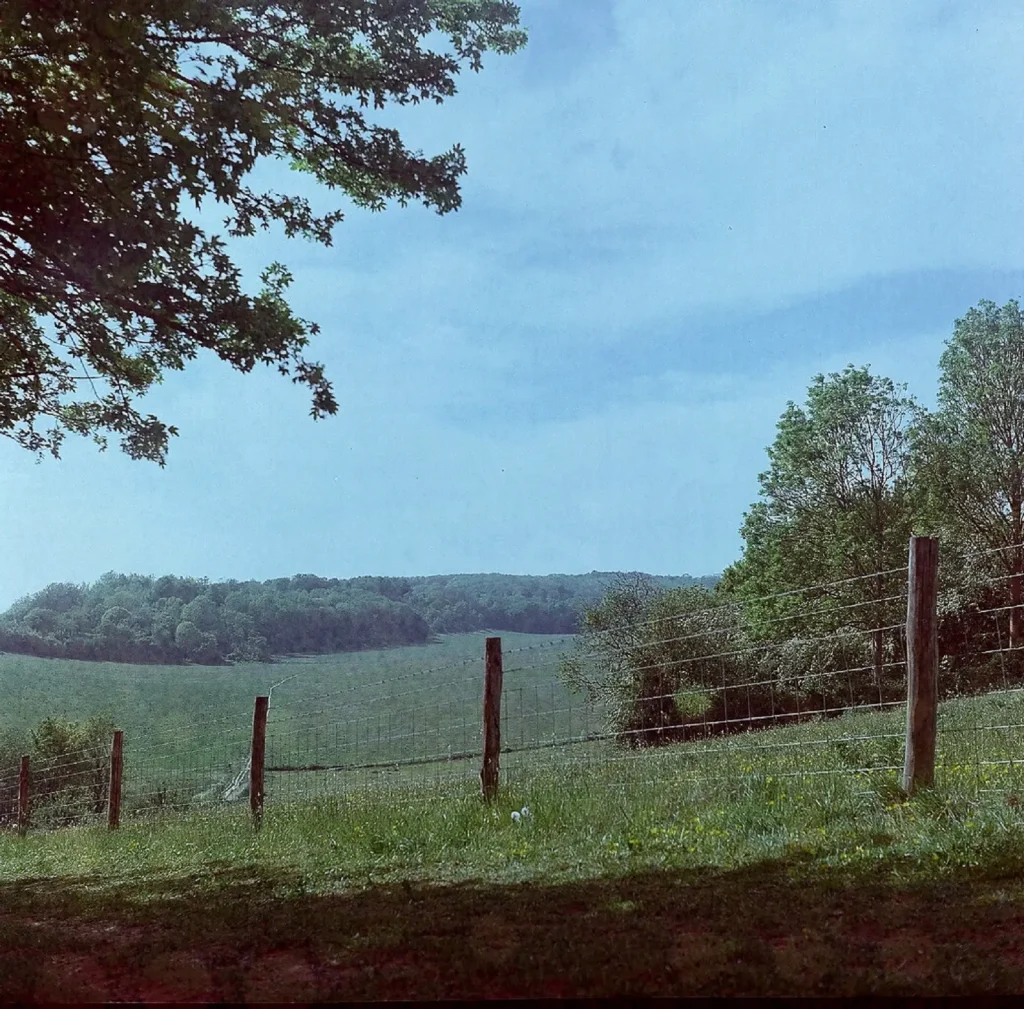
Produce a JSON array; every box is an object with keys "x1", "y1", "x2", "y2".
[
  {"x1": 511, "y1": 810, "x2": 521, "y2": 823},
  {"x1": 521, "y1": 806, "x2": 531, "y2": 818}
]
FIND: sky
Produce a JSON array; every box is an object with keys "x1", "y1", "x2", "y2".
[{"x1": 3, "y1": 0, "x2": 1024, "y2": 609}]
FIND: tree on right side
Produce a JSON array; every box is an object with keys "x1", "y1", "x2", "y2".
[
  {"x1": 912, "y1": 299, "x2": 1024, "y2": 673},
  {"x1": 721, "y1": 364, "x2": 920, "y2": 695}
]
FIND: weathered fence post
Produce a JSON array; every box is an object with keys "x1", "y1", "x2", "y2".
[
  {"x1": 903, "y1": 536, "x2": 939, "y2": 795},
  {"x1": 251, "y1": 695, "x2": 269, "y2": 830},
  {"x1": 481, "y1": 637, "x2": 503, "y2": 802},
  {"x1": 18, "y1": 755, "x2": 29, "y2": 836},
  {"x1": 108, "y1": 730, "x2": 123, "y2": 830}
]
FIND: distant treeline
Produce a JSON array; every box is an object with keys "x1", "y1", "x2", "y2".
[{"x1": 0, "y1": 571, "x2": 717, "y2": 665}]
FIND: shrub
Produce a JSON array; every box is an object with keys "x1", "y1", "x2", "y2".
[
  {"x1": 560, "y1": 575, "x2": 744, "y2": 748},
  {"x1": 29, "y1": 714, "x2": 115, "y2": 828}
]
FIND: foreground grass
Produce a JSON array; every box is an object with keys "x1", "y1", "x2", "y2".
[{"x1": 1, "y1": 691, "x2": 1023, "y2": 998}]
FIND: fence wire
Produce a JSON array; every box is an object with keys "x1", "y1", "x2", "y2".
[{"x1": 6, "y1": 552, "x2": 1024, "y2": 836}]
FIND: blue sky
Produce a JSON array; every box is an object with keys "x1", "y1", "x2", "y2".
[{"x1": 3, "y1": 0, "x2": 1024, "y2": 609}]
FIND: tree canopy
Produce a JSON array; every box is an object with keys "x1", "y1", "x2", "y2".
[
  {"x1": 0, "y1": 0, "x2": 526, "y2": 463},
  {"x1": 913, "y1": 299, "x2": 1024, "y2": 656},
  {"x1": 720, "y1": 365, "x2": 919, "y2": 687},
  {"x1": 0, "y1": 569, "x2": 716, "y2": 665}
]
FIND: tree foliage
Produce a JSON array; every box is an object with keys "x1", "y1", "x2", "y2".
[
  {"x1": 913, "y1": 299, "x2": 1024, "y2": 656},
  {"x1": 0, "y1": 569, "x2": 717, "y2": 665},
  {"x1": 720, "y1": 365, "x2": 919, "y2": 686},
  {"x1": 28, "y1": 712, "x2": 116, "y2": 827},
  {"x1": 400, "y1": 571, "x2": 717, "y2": 635},
  {"x1": 0, "y1": 0, "x2": 526, "y2": 462},
  {"x1": 556, "y1": 368, "x2": 936, "y2": 748},
  {"x1": 560, "y1": 575, "x2": 739, "y2": 747},
  {"x1": 558, "y1": 574, "x2": 898, "y2": 750}
]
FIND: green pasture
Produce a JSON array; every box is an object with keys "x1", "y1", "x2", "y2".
[
  {"x1": 3, "y1": 634, "x2": 1023, "y2": 835},
  {"x1": 0, "y1": 633, "x2": 584, "y2": 815}
]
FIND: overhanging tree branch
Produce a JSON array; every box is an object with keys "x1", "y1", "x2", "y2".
[{"x1": 0, "y1": 0, "x2": 527, "y2": 464}]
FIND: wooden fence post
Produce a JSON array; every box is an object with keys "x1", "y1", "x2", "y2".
[
  {"x1": 481, "y1": 637, "x2": 503, "y2": 802},
  {"x1": 18, "y1": 755, "x2": 29, "y2": 836},
  {"x1": 903, "y1": 536, "x2": 939, "y2": 795},
  {"x1": 251, "y1": 696, "x2": 269, "y2": 830},
  {"x1": 108, "y1": 730, "x2": 123, "y2": 830}
]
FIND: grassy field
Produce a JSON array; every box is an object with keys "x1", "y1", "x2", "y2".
[
  {"x1": 3, "y1": 630, "x2": 1024, "y2": 820},
  {"x1": 0, "y1": 631, "x2": 571, "y2": 739},
  {"x1": 0, "y1": 684, "x2": 1023, "y2": 998},
  {"x1": 0, "y1": 632, "x2": 583, "y2": 814}
]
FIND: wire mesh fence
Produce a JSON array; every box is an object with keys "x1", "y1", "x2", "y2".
[
  {"x1": 930, "y1": 539, "x2": 1024, "y2": 799},
  {"x1": 0, "y1": 740, "x2": 112, "y2": 830},
  {"x1": 498, "y1": 611, "x2": 911, "y2": 799},
  {"x1": 3, "y1": 538, "x2": 1024, "y2": 835},
  {"x1": 263, "y1": 672, "x2": 485, "y2": 802},
  {"x1": 122, "y1": 726, "x2": 254, "y2": 820}
]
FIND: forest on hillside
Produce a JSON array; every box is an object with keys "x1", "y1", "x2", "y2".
[{"x1": 0, "y1": 571, "x2": 716, "y2": 665}]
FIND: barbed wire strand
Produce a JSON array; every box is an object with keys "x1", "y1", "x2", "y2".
[
  {"x1": 972, "y1": 570, "x2": 1024, "y2": 590},
  {"x1": 578, "y1": 566, "x2": 907, "y2": 644},
  {"x1": 961, "y1": 541, "x2": 1024, "y2": 561},
  {"x1": 508, "y1": 598, "x2": 908, "y2": 676},
  {"x1": 507, "y1": 622, "x2": 906, "y2": 679}
]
